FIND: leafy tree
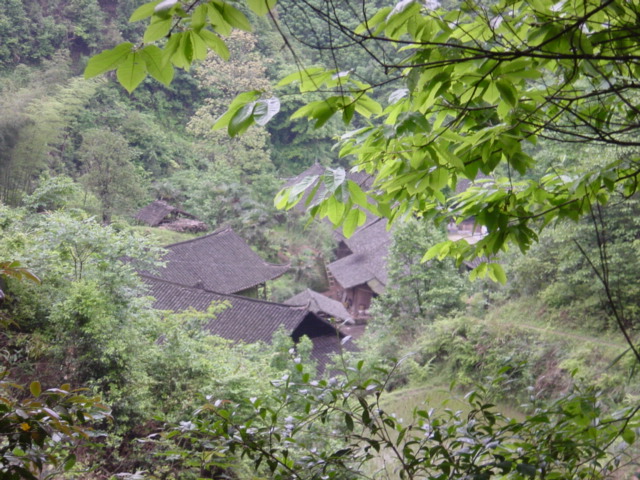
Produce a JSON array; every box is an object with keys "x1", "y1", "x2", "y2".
[
  {"x1": 78, "y1": 128, "x2": 148, "y2": 223},
  {"x1": 187, "y1": 31, "x2": 275, "y2": 176},
  {"x1": 0, "y1": 259, "x2": 110, "y2": 480},
  {"x1": 22, "y1": 175, "x2": 82, "y2": 212},
  {"x1": 375, "y1": 218, "x2": 467, "y2": 326}
]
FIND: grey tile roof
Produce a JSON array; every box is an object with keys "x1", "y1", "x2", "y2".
[
  {"x1": 327, "y1": 239, "x2": 390, "y2": 291},
  {"x1": 285, "y1": 289, "x2": 353, "y2": 323},
  {"x1": 344, "y1": 217, "x2": 391, "y2": 255},
  {"x1": 141, "y1": 276, "x2": 351, "y2": 370},
  {"x1": 141, "y1": 228, "x2": 289, "y2": 294}
]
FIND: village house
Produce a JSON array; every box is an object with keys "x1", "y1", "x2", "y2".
[
  {"x1": 135, "y1": 199, "x2": 208, "y2": 233},
  {"x1": 139, "y1": 227, "x2": 289, "y2": 298},
  {"x1": 326, "y1": 218, "x2": 391, "y2": 321},
  {"x1": 284, "y1": 166, "x2": 391, "y2": 320},
  {"x1": 142, "y1": 275, "x2": 352, "y2": 371}
]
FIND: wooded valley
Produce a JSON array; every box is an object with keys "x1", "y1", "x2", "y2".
[{"x1": 2, "y1": 0, "x2": 640, "y2": 478}]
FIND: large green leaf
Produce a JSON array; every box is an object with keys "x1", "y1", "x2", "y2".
[
  {"x1": 247, "y1": 0, "x2": 277, "y2": 15},
  {"x1": 228, "y1": 102, "x2": 257, "y2": 136},
  {"x1": 129, "y1": 0, "x2": 161, "y2": 22},
  {"x1": 116, "y1": 52, "x2": 147, "y2": 93},
  {"x1": 199, "y1": 30, "x2": 230, "y2": 60},
  {"x1": 84, "y1": 43, "x2": 133, "y2": 78},
  {"x1": 139, "y1": 45, "x2": 174, "y2": 85},
  {"x1": 212, "y1": 90, "x2": 262, "y2": 131},
  {"x1": 143, "y1": 16, "x2": 172, "y2": 43},
  {"x1": 216, "y1": 1, "x2": 252, "y2": 31}
]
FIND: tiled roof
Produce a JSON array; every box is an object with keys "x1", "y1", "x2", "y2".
[
  {"x1": 344, "y1": 217, "x2": 391, "y2": 255},
  {"x1": 135, "y1": 200, "x2": 197, "y2": 226},
  {"x1": 327, "y1": 240, "x2": 390, "y2": 291},
  {"x1": 285, "y1": 289, "x2": 353, "y2": 323},
  {"x1": 141, "y1": 276, "x2": 351, "y2": 370},
  {"x1": 141, "y1": 228, "x2": 289, "y2": 294}
]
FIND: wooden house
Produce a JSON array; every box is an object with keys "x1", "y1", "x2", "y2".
[
  {"x1": 142, "y1": 275, "x2": 353, "y2": 371},
  {"x1": 139, "y1": 228, "x2": 289, "y2": 298},
  {"x1": 326, "y1": 218, "x2": 391, "y2": 320},
  {"x1": 135, "y1": 200, "x2": 208, "y2": 233}
]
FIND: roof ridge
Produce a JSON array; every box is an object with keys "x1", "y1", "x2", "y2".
[
  {"x1": 140, "y1": 274, "x2": 309, "y2": 310},
  {"x1": 161, "y1": 228, "x2": 290, "y2": 269}
]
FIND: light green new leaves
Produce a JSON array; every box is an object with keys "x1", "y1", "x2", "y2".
[
  {"x1": 246, "y1": 0, "x2": 277, "y2": 15},
  {"x1": 129, "y1": 0, "x2": 161, "y2": 22},
  {"x1": 84, "y1": 43, "x2": 134, "y2": 79},
  {"x1": 116, "y1": 52, "x2": 147, "y2": 92},
  {"x1": 87, "y1": 0, "x2": 278, "y2": 92},
  {"x1": 139, "y1": 45, "x2": 174, "y2": 85},
  {"x1": 469, "y1": 262, "x2": 507, "y2": 285},
  {"x1": 85, "y1": 43, "x2": 175, "y2": 92}
]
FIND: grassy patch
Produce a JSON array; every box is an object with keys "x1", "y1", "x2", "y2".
[{"x1": 130, "y1": 226, "x2": 197, "y2": 246}]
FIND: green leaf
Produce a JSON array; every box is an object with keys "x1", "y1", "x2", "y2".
[
  {"x1": 139, "y1": 45, "x2": 174, "y2": 85},
  {"x1": 143, "y1": 16, "x2": 172, "y2": 43},
  {"x1": 496, "y1": 79, "x2": 517, "y2": 107},
  {"x1": 190, "y1": 4, "x2": 208, "y2": 30},
  {"x1": 229, "y1": 102, "x2": 257, "y2": 136},
  {"x1": 117, "y1": 52, "x2": 148, "y2": 93},
  {"x1": 247, "y1": 0, "x2": 277, "y2": 15},
  {"x1": 422, "y1": 243, "x2": 445, "y2": 262},
  {"x1": 129, "y1": 1, "x2": 161, "y2": 22},
  {"x1": 488, "y1": 263, "x2": 507, "y2": 284},
  {"x1": 343, "y1": 208, "x2": 366, "y2": 237},
  {"x1": 622, "y1": 428, "x2": 636, "y2": 445},
  {"x1": 199, "y1": 30, "x2": 230, "y2": 60},
  {"x1": 190, "y1": 31, "x2": 208, "y2": 60},
  {"x1": 347, "y1": 180, "x2": 368, "y2": 207},
  {"x1": 12, "y1": 447, "x2": 26, "y2": 457},
  {"x1": 212, "y1": 90, "x2": 262, "y2": 131},
  {"x1": 217, "y1": 2, "x2": 252, "y2": 31},
  {"x1": 84, "y1": 43, "x2": 133, "y2": 78},
  {"x1": 207, "y1": 4, "x2": 232, "y2": 35},
  {"x1": 326, "y1": 197, "x2": 345, "y2": 225},
  {"x1": 64, "y1": 454, "x2": 77, "y2": 472},
  {"x1": 30, "y1": 381, "x2": 41, "y2": 397},
  {"x1": 344, "y1": 413, "x2": 354, "y2": 431}
]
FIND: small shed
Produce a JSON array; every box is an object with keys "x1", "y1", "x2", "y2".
[{"x1": 135, "y1": 200, "x2": 207, "y2": 233}]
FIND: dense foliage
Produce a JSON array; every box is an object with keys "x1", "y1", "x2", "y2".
[{"x1": 2, "y1": 0, "x2": 640, "y2": 477}]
